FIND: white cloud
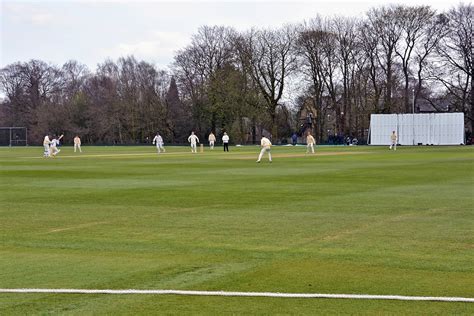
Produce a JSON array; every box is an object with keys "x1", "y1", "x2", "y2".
[
  {"x1": 101, "y1": 31, "x2": 190, "y2": 67},
  {"x1": 4, "y1": 3, "x2": 55, "y2": 26},
  {"x1": 116, "y1": 41, "x2": 160, "y2": 57},
  {"x1": 29, "y1": 13, "x2": 54, "y2": 25}
]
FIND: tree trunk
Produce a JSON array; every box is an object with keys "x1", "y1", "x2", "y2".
[
  {"x1": 404, "y1": 74, "x2": 410, "y2": 113},
  {"x1": 385, "y1": 61, "x2": 392, "y2": 113}
]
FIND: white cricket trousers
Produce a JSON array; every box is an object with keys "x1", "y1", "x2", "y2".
[
  {"x1": 257, "y1": 147, "x2": 272, "y2": 162},
  {"x1": 50, "y1": 146, "x2": 59, "y2": 156},
  {"x1": 307, "y1": 143, "x2": 314, "y2": 154},
  {"x1": 156, "y1": 144, "x2": 165, "y2": 153},
  {"x1": 191, "y1": 143, "x2": 197, "y2": 153},
  {"x1": 43, "y1": 145, "x2": 50, "y2": 157},
  {"x1": 74, "y1": 144, "x2": 82, "y2": 152},
  {"x1": 209, "y1": 141, "x2": 214, "y2": 149},
  {"x1": 389, "y1": 142, "x2": 397, "y2": 150}
]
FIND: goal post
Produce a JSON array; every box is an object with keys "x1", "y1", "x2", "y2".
[{"x1": 0, "y1": 127, "x2": 28, "y2": 146}]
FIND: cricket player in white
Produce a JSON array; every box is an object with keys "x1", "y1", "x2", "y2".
[
  {"x1": 188, "y1": 131, "x2": 200, "y2": 153},
  {"x1": 43, "y1": 135, "x2": 51, "y2": 157},
  {"x1": 208, "y1": 132, "x2": 216, "y2": 149},
  {"x1": 74, "y1": 135, "x2": 82, "y2": 153},
  {"x1": 257, "y1": 136, "x2": 272, "y2": 163},
  {"x1": 152, "y1": 132, "x2": 166, "y2": 153},
  {"x1": 50, "y1": 134, "x2": 63, "y2": 157},
  {"x1": 306, "y1": 133, "x2": 316, "y2": 154},
  {"x1": 389, "y1": 131, "x2": 397, "y2": 151}
]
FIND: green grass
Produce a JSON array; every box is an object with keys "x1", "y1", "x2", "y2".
[{"x1": 0, "y1": 145, "x2": 473, "y2": 315}]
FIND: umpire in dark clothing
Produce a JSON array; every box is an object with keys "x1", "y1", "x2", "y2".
[{"x1": 222, "y1": 132, "x2": 230, "y2": 152}]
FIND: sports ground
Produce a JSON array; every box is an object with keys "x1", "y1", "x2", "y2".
[{"x1": 0, "y1": 145, "x2": 473, "y2": 314}]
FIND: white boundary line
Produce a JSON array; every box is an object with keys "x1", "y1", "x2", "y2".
[{"x1": 0, "y1": 289, "x2": 472, "y2": 302}]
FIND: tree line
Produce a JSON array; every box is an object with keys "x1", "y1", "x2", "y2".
[{"x1": 0, "y1": 3, "x2": 472, "y2": 145}]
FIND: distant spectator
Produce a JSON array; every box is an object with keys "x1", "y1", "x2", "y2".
[{"x1": 291, "y1": 133, "x2": 298, "y2": 146}]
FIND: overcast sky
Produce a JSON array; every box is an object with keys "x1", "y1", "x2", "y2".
[{"x1": 0, "y1": 0, "x2": 462, "y2": 72}]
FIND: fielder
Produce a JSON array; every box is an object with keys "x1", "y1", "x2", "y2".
[
  {"x1": 152, "y1": 132, "x2": 166, "y2": 153},
  {"x1": 188, "y1": 131, "x2": 200, "y2": 153},
  {"x1": 389, "y1": 131, "x2": 397, "y2": 151},
  {"x1": 257, "y1": 136, "x2": 272, "y2": 163},
  {"x1": 306, "y1": 132, "x2": 316, "y2": 154},
  {"x1": 208, "y1": 132, "x2": 216, "y2": 149},
  {"x1": 74, "y1": 135, "x2": 82, "y2": 153},
  {"x1": 50, "y1": 134, "x2": 63, "y2": 157},
  {"x1": 43, "y1": 135, "x2": 51, "y2": 157}
]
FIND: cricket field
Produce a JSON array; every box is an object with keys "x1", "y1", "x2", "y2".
[{"x1": 0, "y1": 145, "x2": 473, "y2": 314}]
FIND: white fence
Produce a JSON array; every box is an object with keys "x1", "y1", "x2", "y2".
[{"x1": 369, "y1": 113, "x2": 464, "y2": 145}]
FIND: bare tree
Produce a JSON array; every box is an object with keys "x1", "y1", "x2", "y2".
[
  {"x1": 61, "y1": 60, "x2": 89, "y2": 99},
  {"x1": 173, "y1": 26, "x2": 236, "y2": 136},
  {"x1": 0, "y1": 60, "x2": 63, "y2": 142},
  {"x1": 0, "y1": 63, "x2": 28, "y2": 126},
  {"x1": 334, "y1": 16, "x2": 359, "y2": 135},
  {"x1": 396, "y1": 5, "x2": 436, "y2": 112},
  {"x1": 359, "y1": 22, "x2": 384, "y2": 113},
  {"x1": 412, "y1": 13, "x2": 449, "y2": 110},
  {"x1": 297, "y1": 18, "x2": 332, "y2": 139},
  {"x1": 239, "y1": 26, "x2": 298, "y2": 138},
  {"x1": 92, "y1": 60, "x2": 122, "y2": 143},
  {"x1": 366, "y1": 5, "x2": 404, "y2": 112},
  {"x1": 436, "y1": 3, "x2": 473, "y2": 129},
  {"x1": 232, "y1": 32, "x2": 267, "y2": 143},
  {"x1": 297, "y1": 18, "x2": 347, "y2": 137}
]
